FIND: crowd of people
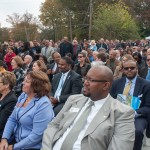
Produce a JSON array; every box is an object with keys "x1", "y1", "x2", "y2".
[{"x1": 0, "y1": 36, "x2": 150, "y2": 150}]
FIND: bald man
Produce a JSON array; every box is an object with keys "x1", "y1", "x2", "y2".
[
  {"x1": 23, "y1": 55, "x2": 33, "y2": 73},
  {"x1": 106, "y1": 50, "x2": 120, "y2": 73},
  {"x1": 41, "y1": 65, "x2": 135, "y2": 150}
]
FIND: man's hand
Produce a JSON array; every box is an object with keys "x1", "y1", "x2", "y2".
[{"x1": 50, "y1": 97, "x2": 59, "y2": 105}]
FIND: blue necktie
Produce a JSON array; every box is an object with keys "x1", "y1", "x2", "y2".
[
  {"x1": 146, "y1": 69, "x2": 150, "y2": 81},
  {"x1": 54, "y1": 74, "x2": 65, "y2": 98}
]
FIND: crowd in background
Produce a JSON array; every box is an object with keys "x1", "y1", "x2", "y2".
[{"x1": 0, "y1": 36, "x2": 150, "y2": 150}]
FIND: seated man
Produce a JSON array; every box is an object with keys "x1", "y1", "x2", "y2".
[
  {"x1": 50, "y1": 56, "x2": 83, "y2": 115},
  {"x1": 110, "y1": 60, "x2": 150, "y2": 150},
  {"x1": 41, "y1": 65, "x2": 135, "y2": 150}
]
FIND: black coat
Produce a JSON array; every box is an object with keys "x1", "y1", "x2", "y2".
[{"x1": 0, "y1": 91, "x2": 17, "y2": 138}]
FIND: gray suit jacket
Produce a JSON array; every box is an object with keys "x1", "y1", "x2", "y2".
[
  {"x1": 41, "y1": 46, "x2": 54, "y2": 62},
  {"x1": 41, "y1": 94, "x2": 135, "y2": 150}
]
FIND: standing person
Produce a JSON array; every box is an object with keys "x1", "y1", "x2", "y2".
[
  {"x1": 3, "y1": 47, "x2": 16, "y2": 72},
  {"x1": 72, "y1": 40, "x2": 82, "y2": 61},
  {"x1": 41, "y1": 40, "x2": 54, "y2": 63},
  {"x1": 59, "y1": 37, "x2": 73, "y2": 57},
  {"x1": 33, "y1": 40, "x2": 42, "y2": 61},
  {"x1": 11, "y1": 56, "x2": 25, "y2": 97},
  {"x1": 41, "y1": 65, "x2": 135, "y2": 150},
  {"x1": 110, "y1": 60, "x2": 150, "y2": 150},
  {"x1": 50, "y1": 57, "x2": 83, "y2": 115},
  {"x1": 0, "y1": 72, "x2": 17, "y2": 139},
  {"x1": 0, "y1": 71, "x2": 54, "y2": 150}
]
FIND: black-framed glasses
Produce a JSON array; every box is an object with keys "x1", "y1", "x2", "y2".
[
  {"x1": 124, "y1": 67, "x2": 136, "y2": 70},
  {"x1": 84, "y1": 76, "x2": 108, "y2": 83}
]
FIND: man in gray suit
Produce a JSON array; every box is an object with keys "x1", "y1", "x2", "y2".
[
  {"x1": 41, "y1": 40, "x2": 54, "y2": 63},
  {"x1": 41, "y1": 65, "x2": 135, "y2": 150}
]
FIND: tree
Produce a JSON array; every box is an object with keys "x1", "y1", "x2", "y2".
[
  {"x1": 0, "y1": 28, "x2": 10, "y2": 42},
  {"x1": 92, "y1": 1, "x2": 140, "y2": 40},
  {"x1": 6, "y1": 12, "x2": 39, "y2": 41}
]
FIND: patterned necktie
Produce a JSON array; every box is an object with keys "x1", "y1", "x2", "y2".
[
  {"x1": 123, "y1": 80, "x2": 132, "y2": 96},
  {"x1": 146, "y1": 69, "x2": 150, "y2": 81},
  {"x1": 60, "y1": 101, "x2": 94, "y2": 150}
]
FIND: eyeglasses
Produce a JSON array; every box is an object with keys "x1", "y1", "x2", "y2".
[
  {"x1": 124, "y1": 67, "x2": 136, "y2": 70},
  {"x1": 84, "y1": 76, "x2": 108, "y2": 83},
  {"x1": 78, "y1": 56, "x2": 83, "y2": 58},
  {"x1": 146, "y1": 59, "x2": 150, "y2": 62}
]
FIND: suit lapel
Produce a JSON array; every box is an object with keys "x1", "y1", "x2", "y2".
[
  {"x1": 61, "y1": 71, "x2": 72, "y2": 90},
  {"x1": 133, "y1": 77, "x2": 141, "y2": 96},
  {"x1": 17, "y1": 97, "x2": 40, "y2": 121},
  {"x1": 53, "y1": 96, "x2": 88, "y2": 143},
  {"x1": 84, "y1": 95, "x2": 112, "y2": 137}
]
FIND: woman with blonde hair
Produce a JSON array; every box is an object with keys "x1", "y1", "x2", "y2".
[{"x1": 32, "y1": 60, "x2": 47, "y2": 73}]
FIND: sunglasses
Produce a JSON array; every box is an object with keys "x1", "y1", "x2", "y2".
[
  {"x1": 124, "y1": 67, "x2": 136, "y2": 70},
  {"x1": 78, "y1": 56, "x2": 83, "y2": 58},
  {"x1": 146, "y1": 59, "x2": 150, "y2": 62}
]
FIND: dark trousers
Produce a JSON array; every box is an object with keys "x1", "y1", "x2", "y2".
[
  {"x1": 133, "y1": 117, "x2": 147, "y2": 150},
  {"x1": 53, "y1": 103, "x2": 65, "y2": 116}
]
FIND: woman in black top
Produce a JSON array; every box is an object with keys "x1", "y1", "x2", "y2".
[
  {"x1": 0, "y1": 71, "x2": 17, "y2": 139},
  {"x1": 73, "y1": 52, "x2": 91, "y2": 79}
]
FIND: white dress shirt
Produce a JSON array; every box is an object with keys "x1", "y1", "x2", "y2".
[{"x1": 53, "y1": 94, "x2": 109, "y2": 150}]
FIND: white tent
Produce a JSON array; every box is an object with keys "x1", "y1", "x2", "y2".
[{"x1": 146, "y1": 36, "x2": 150, "y2": 40}]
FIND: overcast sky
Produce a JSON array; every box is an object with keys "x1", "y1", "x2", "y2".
[{"x1": 0, "y1": 0, "x2": 45, "y2": 27}]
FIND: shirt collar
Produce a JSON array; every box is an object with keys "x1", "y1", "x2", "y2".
[
  {"x1": 126, "y1": 75, "x2": 137, "y2": 84},
  {"x1": 88, "y1": 94, "x2": 109, "y2": 109}
]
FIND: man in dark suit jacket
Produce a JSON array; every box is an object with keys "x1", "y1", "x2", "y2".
[
  {"x1": 50, "y1": 56, "x2": 83, "y2": 115},
  {"x1": 47, "y1": 52, "x2": 61, "y2": 81},
  {"x1": 139, "y1": 54, "x2": 150, "y2": 80},
  {"x1": 59, "y1": 37, "x2": 73, "y2": 57},
  {"x1": 110, "y1": 60, "x2": 150, "y2": 150}
]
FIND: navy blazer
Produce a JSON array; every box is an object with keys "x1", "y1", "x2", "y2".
[
  {"x1": 51, "y1": 70, "x2": 83, "y2": 103},
  {"x1": 110, "y1": 76, "x2": 150, "y2": 137},
  {"x1": 110, "y1": 76, "x2": 150, "y2": 117}
]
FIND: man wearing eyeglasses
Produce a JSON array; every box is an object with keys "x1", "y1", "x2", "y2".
[
  {"x1": 41, "y1": 65, "x2": 135, "y2": 150},
  {"x1": 110, "y1": 60, "x2": 150, "y2": 150}
]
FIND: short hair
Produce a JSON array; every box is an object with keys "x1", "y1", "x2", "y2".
[
  {"x1": 12, "y1": 56, "x2": 24, "y2": 68},
  {"x1": 33, "y1": 60, "x2": 47, "y2": 73},
  {"x1": 0, "y1": 71, "x2": 16, "y2": 90},
  {"x1": 39, "y1": 55, "x2": 48, "y2": 64},
  {"x1": 26, "y1": 71, "x2": 51, "y2": 98},
  {"x1": 78, "y1": 52, "x2": 86, "y2": 57},
  {"x1": 97, "y1": 52, "x2": 107, "y2": 62},
  {"x1": 122, "y1": 54, "x2": 134, "y2": 61},
  {"x1": 61, "y1": 56, "x2": 72, "y2": 65}
]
